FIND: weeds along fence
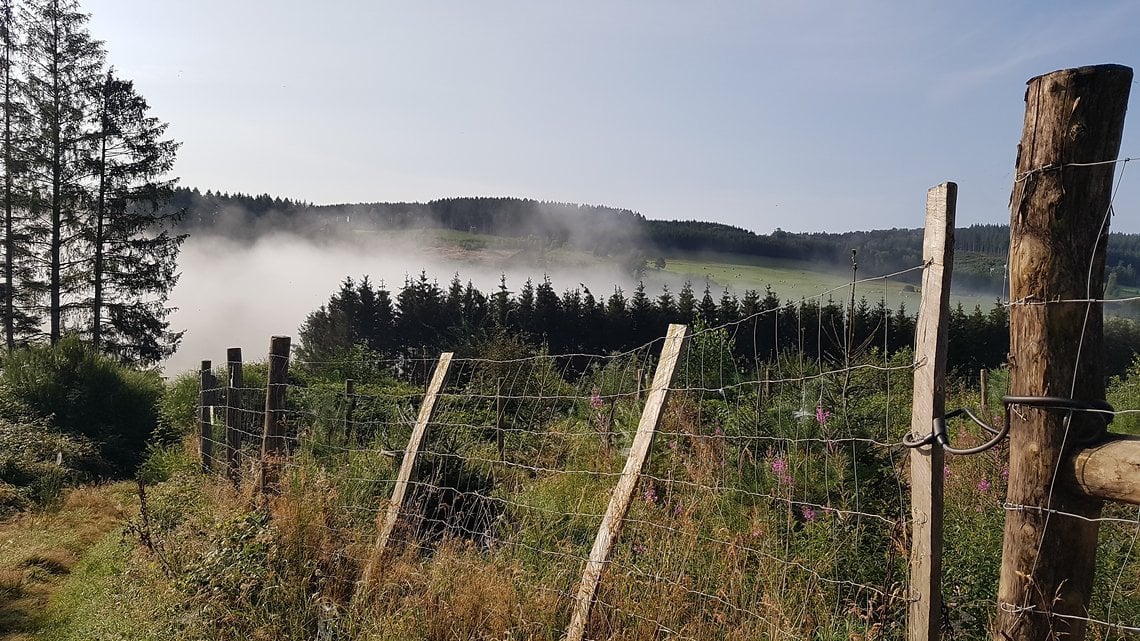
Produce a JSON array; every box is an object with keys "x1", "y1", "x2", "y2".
[
  {"x1": 193, "y1": 259, "x2": 930, "y2": 640},
  {"x1": 185, "y1": 65, "x2": 1140, "y2": 641}
]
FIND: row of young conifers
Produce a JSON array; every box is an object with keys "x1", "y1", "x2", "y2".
[{"x1": 145, "y1": 315, "x2": 1138, "y2": 641}]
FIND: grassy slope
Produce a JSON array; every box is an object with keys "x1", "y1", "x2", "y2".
[{"x1": 0, "y1": 483, "x2": 174, "y2": 641}]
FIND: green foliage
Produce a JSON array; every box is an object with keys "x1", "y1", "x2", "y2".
[
  {"x1": 0, "y1": 417, "x2": 102, "y2": 513},
  {"x1": 0, "y1": 337, "x2": 164, "y2": 474}
]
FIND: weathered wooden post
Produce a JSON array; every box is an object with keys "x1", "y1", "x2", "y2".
[
  {"x1": 343, "y1": 378, "x2": 357, "y2": 441},
  {"x1": 908, "y1": 182, "x2": 956, "y2": 641},
  {"x1": 979, "y1": 369, "x2": 988, "y2": 410},
  {"x1": 361, "y1": 352, "x2": 453, "y2": 585},
  {"x1": 225, "y1": 348, "x2": 244, "y2": 486},
  {"x1": 995, "y1": 64, "x2": 1131, "y2": 641},
  {"x1": 199, "y1": 360, "x2": 214, "y2": 473},
  {"x1": 565, "y1": 324, "x2": 688, "y2": 641},
  {"x1": 258, "y1": 336, "x2": 291, "y2": 497}
]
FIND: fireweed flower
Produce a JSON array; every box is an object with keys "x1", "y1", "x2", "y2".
[
  {"x1": 770, "y1": 457, "x2": 788, "y2": 475},
  {"x1": 801, "y1": 506, "x2": 817, "y2": 521},
  {"x1": 643, "y1": 486, "x2": 657, "y2": 504},
  {"x1": 815, "y1": 405, "x2": 831, "y2": 425},
  {"x1": 589, "y1": 387, "x2": 604, "y2": 410},
  {"x1": 977, "y1": 478, "x2": 992, "y2": 493}
]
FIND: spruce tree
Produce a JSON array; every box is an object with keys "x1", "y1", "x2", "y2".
[
  {"x1": 0, "y1": 0, "x2": 38, "y2": 347},
  {"x1": 22, "y1": 0, "x2": 105, "y2": 342},
  {"x1": 85, "y1": 70, "x2": 183, "y2": 363}
]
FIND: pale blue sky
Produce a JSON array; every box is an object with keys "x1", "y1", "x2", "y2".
[{"x1": 86, "y1": 1, "x2": 1140, "y2": 233}]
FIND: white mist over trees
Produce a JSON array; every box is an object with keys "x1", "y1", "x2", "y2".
[{"x1": 0, "y1": 0, "x2": 181, "y2": 364}]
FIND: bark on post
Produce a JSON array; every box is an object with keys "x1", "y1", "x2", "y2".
[
  {"x1": 979, "y1": 369, "x2": 988, "y2": 410},
  {"x1": 198, "y1": 360, "x2": 213, "y2": 473},
  {"x1": 995, "y1": 64, "x2": 1132, "y2": 641},
  {"x1": 258, "y1": 336, "x2": 291, "y2": 497},
  {"x1": 1061, "y1": 436, "x2": 1140, "y2": 505},
  {"x1": 908, "y1": 182, "x2": 956, "y2": 641},
  {"x1": 225, "y1": 348, "x2": 244, "y2": 486}
]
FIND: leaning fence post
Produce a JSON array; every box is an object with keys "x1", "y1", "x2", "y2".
[
  {"x1": 258, "y1": 336, "x2": 291, "y2": 497},
  {"x1": 907, "y1": 182, "x2": 956, "y2": 641},
  {"x1": 565, "y1": 323, "x2": 688, "y2": 641},
  {"x1": 225, "y1": 348, "x2": 244, "y2": 487},
  {"x1": 362, "y1": 352, "x2": 454, "y2": 585},
  {"x1": 995, "y1": 64, "x2": 1131, "y2": 641},
  {"x1": 198, "y1": 360, "x2": 214, "y2": 473}
]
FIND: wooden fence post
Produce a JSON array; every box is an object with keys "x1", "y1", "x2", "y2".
[
  {"x1": 565, "y1": 324, "x2": 689, "y2": 641},
  {"x1": 979, "y1": 369, "x2": 988, "y2": 411},
  {"x1": 907, "y1": 182, "x2": 956, "y2": 641},
  {"x1": 225, "y1": 348, "x2": 243, "y2": 487},
  {"x1": 343, "y1": 378, "x2": 357, "y2": 441},
  {"x1": 995, "y1": 64, "x2": 1131, "y2": 641},
  {"x1": 362, "y1": 352, "x2": 454, "y2": 585},
  {"x1": 199, "y1": 360, "x2": 214, "y2": 473},
  {"x1": 258, "y1": 336, "x2": 291, "y2": 497}
]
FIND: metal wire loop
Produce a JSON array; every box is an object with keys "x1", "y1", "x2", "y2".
[{"x1": 904, "y1": 395, "x2": 1115, "y2": 454}]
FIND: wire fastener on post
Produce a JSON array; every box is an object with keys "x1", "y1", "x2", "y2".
[{"x1": 903, "y1": 396, "x2": 1114, "y2": 455}]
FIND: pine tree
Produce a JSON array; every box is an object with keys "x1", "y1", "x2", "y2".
[
  {"x1": 85, "y1": 70, "x2": 182, "y2": 363},
  {"x1": 0, "y1": 0, "x2": 38, "y2": 347},
  {"x1": 22, "y1": 0, "x2": 105, "y2": 342}
]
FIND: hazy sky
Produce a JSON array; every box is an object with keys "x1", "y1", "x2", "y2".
[{"x1": 85, "y1": 1, "x2": 1139, "y2": 233}]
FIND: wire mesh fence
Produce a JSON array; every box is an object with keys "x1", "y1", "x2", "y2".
[{"x1": 189, "y1": 262, "x2": 936, "y2": 640}]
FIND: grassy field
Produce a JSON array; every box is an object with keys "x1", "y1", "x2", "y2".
[
  {"x1": 658, "y1": 252, "x2": 1002, "y2": 311},
  {"x1": 363, "y1": 229, "x2": 1008, "y2": 312}
]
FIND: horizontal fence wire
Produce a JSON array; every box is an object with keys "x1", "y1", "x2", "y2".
[
  {"x1": 190, "y1": 264, "x2": 950, "y2": 639},
  {"x1": 994, "y1": 154, "x2": 1140, "y2": 641}
]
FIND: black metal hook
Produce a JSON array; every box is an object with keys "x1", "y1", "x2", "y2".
[{"x1": 903, "y1": 396, "x2": 1113, "y2": 455}]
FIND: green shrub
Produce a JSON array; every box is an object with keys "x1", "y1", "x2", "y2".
[
  {"x1": 0, "y1": 337, "x2": 164, "y2": 474},
  {"x1": 0, "y1": 417, "x2": 103, "y2": 513}
]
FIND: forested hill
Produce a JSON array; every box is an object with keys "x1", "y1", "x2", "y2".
[{"x1": 167, "y1": 187, "x2": 1140, "y2": 288}]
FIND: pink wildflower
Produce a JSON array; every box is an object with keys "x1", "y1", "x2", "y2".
[
  {"x1": 977, "y1": 478, "x2": 992, "y2": 493},
  {"x1": 1000, "y1": 466, "x2": 1009, "y2": 480},
  {"x1": 943, "y1": 464, "x2": 952, "y2": 479},
  {"x1": 815, "y1": 405, "x2": 831, "y2": 426},
  {"x1": 589, "y1": 387, "x2": 604, "y2": 410},
  {"x1": 770, "y1": 457, "x2": 788, "y2": 475},
  {"x1": 801, "y1": 506, "x2": 817, "y2": 521},
  {"x1": 643, "y1": 486, "x2": 657, "y2": 504}
]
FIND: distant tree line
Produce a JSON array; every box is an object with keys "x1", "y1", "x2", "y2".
[
  {"x1": 298, "y1": 273, "x2": 1027, "y2": 377},
  {"x1": 0, "y1": 0, "x2": 182, "y2": 364},
  {"x1": 169, "y1": 188, "x2": 1140, "y2": 295}
]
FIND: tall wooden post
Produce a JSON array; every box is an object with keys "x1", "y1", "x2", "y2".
[
  {"x1": 225, "y1": 348, "x2": 244, "y2": 486},
  {"x1": 258, "y1": 336, "x2": 291, "y2": 496},
  {"x1": 979, "y1": 368, "x2": 988, "y2": 410},
  {"x1": 908, "y1": 183, "x2": 956, "y2": 641},
  {"x1": 198, "y1": 360, "x2": 214, "y2": 473},
  {"x1": 995, "y1": 64, "x2": 1131, "y2": 641},
  {"x1": 565, "y1": 324, "x2": 689, "y2": 641}
]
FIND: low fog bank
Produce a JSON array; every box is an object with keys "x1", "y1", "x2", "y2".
[{"x1": 163, "y1": 231, "x2": 643, "y2": 376}]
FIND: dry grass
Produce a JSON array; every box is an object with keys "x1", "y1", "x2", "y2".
[{"x1": 0, "y1": 482, "x2": 134, "y2": 638}]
